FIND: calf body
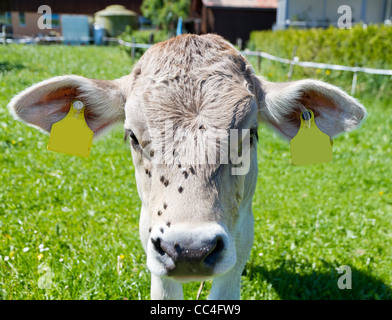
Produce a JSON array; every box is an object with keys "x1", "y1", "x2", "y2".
[{"x1": 8, "y1": 34, "x2": 366, "y2": 299}]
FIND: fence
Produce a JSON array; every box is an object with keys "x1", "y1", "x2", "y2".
[
  {"x1": 1, "y1": 33, "x2": 392, "y2": 95},
  {"x1": 242, "y1": 48, "x2": 392, "y2": 95}
]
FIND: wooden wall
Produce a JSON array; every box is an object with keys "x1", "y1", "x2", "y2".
[
  {"x1": 203, "y1": 7, "x2": 276, "y2": 46},
  {"x1": 4, "y1": 0, "x2": 143, "y2": 14}
]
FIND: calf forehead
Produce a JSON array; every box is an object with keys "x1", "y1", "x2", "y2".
[
  {"x1": 139, "y1": 34, "x2": 248, "y2": 78},
  {"x1": 127, "y1": 34, "x2": 256, "y2": 133},
  {"x1": 142, "y1": 74, "x2": 254, "y2": 131}
]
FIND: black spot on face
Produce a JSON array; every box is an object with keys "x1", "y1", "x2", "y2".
[
  {"x1": 157, "y1": 210, "x2": 162, "y2": 216},
  {"x1": 166, "y1": 221, "x2": 171, "y2": 227},
  {"x1": 178, "y1": 185, "x2": 183, "y2": 193},
  {"x1": 182, "y1": 171, "x2": 188, "y2": 179},
  {"x1": 160, "y1": 176, "x2": 169, "y2": 186},
  {"x1": 163, "y1": 203, "x2": 168, "y2": 210},
  {"x1": 189, "y1": 166, "x2": 195, "y2": 175},
  {"x1": 160, "y1": 227, "x2": 164, "y2": 234},
  {"x1": 145, "y1": 168, "x2": 151, "y2": 177}
]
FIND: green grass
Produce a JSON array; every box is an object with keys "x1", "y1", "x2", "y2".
[{"x1": 0, "y1": 44, "x2": 391, "y2": 300}]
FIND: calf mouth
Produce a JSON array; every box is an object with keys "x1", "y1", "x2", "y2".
[
  {"x1": 146, "y1": 223, "x2": 236, "y2": 281},
  {"x1": 158, "y1": 237, "x2": 226, "y2": 278}
]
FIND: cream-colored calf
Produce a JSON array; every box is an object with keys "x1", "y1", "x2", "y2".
[{"x1": 8, "y1": 34, "x2": 366, "y2": 300}]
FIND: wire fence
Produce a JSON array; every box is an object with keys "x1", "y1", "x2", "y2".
[{"x1": 1, "y1": 33, "x2": 391, "y2": 95}]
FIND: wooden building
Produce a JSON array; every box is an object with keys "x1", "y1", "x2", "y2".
[
  {"x1": 191, "y1": 0, "x2": 278, "y2": 47},
  {"x1": 1, "y1": 0, "x2": 142, "y2": 37},
  {"x1": 3, "y1": 0, "x2": 142, "y2": 15},
  {"x1": 276, "y1": 0, "x2": 392, "y2": 29}
]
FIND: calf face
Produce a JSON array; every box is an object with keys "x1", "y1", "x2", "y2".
[{"x1": 8, "y1": 34, "x2": 366, "y2": 299}]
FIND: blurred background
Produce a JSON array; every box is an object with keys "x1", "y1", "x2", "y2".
[{"x1": 1, "y1": 0, "x2": 391, "y2": 47}]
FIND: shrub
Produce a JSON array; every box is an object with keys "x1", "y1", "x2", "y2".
[
  {"x1": 141, "y1": 0, "x2": 190, "y2": 31},
  {"x1": 248, "y1": 24, "x2": 392, "y2": 97},
  {"x1": 118, "y1": 26, "x2": 169, "y2": 58}
]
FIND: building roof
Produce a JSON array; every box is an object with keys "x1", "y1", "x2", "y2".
[{"x1": 202, "y1": 0, "x2": 278, "y2": 9}]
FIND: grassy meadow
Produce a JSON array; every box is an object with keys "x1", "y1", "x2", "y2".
[{"x1": 0, "y1": 42, "x2": 391, "y2": 300}]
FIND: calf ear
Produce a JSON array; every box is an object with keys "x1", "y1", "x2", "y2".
[
  {"x1": 255, "y1": 77, "x2": 367, "y2": 139},
  {"x1": 8, "y1": 75, "x2": 130, "y2": 137}
]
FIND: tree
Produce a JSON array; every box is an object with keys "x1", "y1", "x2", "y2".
[{"x1": 141, "y1": 0, "x2": 190, "y2": 31}]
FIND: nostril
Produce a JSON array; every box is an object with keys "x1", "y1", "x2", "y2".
[
  {"x1": 204, "y1": 236, "x2": 225, "y2": 266},
  {"x1": 151, "y1": 235, "x2": 225, "y2": 269},
  {"x1": 151, "y1": 237, "x2": 165, "y2": 256},
  {"x1": 151, "y1": 237, "x2": 179, "y2": 260}
]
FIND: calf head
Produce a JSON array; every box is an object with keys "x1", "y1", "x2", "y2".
[{"x1": 8, "y1": 34, "x2": 366, "y2": 299}]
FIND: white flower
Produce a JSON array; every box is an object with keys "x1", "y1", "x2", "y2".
[
  {"x1": 4, "y1": 256, "x2": 9, "y2": 261},
  {"x1": 23, "y1": 247, "x2": 29, "y2": 252},
  {"x1": 39, "y1": 244, "x2": 44, "y2": 249},
  {"x1": 59, "y1": 258, "x2": 64, "y2": 262}
]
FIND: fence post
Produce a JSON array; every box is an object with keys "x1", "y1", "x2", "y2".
[
  {"x1": 351, "y1": 71, "x2": 358, "y2": 96},
  {"x1": 131, "y1": 37, "x2": 136, "y2": 64},
  {"x1": 148, "y1": 33, "x2": 154, "y2": 44},
  {"x1": 2, "y1": 25, "x2": 6, "y2": 45},
  {"x1": 351, "y1": 63, "x2": 358, "y2": 96},
  {"x1": 287, "y1": 45, "x2": 298, "y2": 80},
  {"x1": 236, "y1": 38, "x2": 242, "y2": 50}
]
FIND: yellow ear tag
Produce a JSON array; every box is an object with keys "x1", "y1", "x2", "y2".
[
  {"x1": 47, "y1": 100, "x2": 93, "y2": 157},
  {"x1": 290, "y1": 109, "x2": 333, "y2": 165}
]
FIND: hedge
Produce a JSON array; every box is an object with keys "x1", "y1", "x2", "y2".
[{"x1": 248, "y1": 25, "x2": 392, "y2": 97}]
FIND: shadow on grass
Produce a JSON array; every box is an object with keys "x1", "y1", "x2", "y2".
[
  {"x1": 246, "y1": 260, "x2": 392, "y2": 300},
  {"x1": 0, "y1": 61, "x2": 25, "y2": 73}
]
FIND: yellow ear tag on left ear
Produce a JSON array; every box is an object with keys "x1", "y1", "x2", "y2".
[
  {"x1": 47, "y1": 100, "x2": 93, "y2": 157},
  {"x1": 290, "y1": 109, "x2": 333, "y2": 165}
]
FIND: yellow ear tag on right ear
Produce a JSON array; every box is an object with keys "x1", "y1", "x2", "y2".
[
  {"x1": 290, "y1": 109, "x2": 333, "y2": 165},
  {"x1": 47, "y1": 100, "x2": 93, "y2": 157}
]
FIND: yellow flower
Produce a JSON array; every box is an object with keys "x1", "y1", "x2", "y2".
[
  {"x1": 325, "y1": 70, "x2": 331, "y2": 75},
  {"x1": 120, "y1": 254, "x2": 125, "y2": 259},
  {"x1": 10, "y1": 251, "x2": 15, "y2": 258},
  {"x1": 12, "y1": 140, "x2": 16, "y2": 144},
  {"x1": 37, "y1": 253, "x2": 44, "y2": 260},
  {"x1": 316, "y1": 69, "x2": 321, "y2": 74},
  {"x1": 379, "y1": 191, "x2": 384, "y2": 196}
]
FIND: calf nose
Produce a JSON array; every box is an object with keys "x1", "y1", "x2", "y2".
[{"x1": 151, "y1": 236, "x2": 225, "y2": 271}]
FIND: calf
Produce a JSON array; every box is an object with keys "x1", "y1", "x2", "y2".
[{"x1": 8, "y1": 34, "x2": 366, "y2": 299}]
